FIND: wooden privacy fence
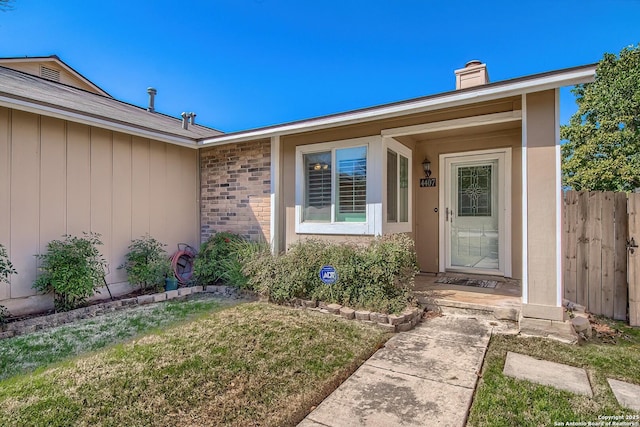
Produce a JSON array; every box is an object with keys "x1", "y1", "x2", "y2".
[{"x1": 563, "y1": 191, "x2": 640, "y2": 326}]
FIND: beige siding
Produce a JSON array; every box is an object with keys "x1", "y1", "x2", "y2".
[
  {"x1": 0, "y1": 107, "x2": 199, "y2": 315},
  {"x1": 111, "y1": 133, "x2": 133, "y2": 284},
  {"x1": 11, "y1": 111, "x2": 40, "y2": 298},
  {"x1": 0, "y1": 108, "x2": 9, "y2": 300},
  {"x1": 39, "y1": 116, "x2": 67, "y2": 257}
]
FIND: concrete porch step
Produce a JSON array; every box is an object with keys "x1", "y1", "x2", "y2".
[{"x1": 417, "y1": 293, "x2": 521, "y2": 326}]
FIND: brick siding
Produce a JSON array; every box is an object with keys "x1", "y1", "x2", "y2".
[{"x1": 200, "y1": 140, "x2": 271, "y2": 242}]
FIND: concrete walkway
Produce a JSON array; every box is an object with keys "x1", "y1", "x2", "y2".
[{"x1": 299, "y1": 310, "x2": 508, "y2": 427}]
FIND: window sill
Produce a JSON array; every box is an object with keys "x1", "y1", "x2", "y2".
[{"x1": 295, "y1": 222, "x2": 373, "y2": 235}]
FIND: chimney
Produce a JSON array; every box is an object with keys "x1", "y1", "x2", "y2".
[
  {"x1": 181, "y1": 112, "x2": 189, "y2": 130},
  {"x1": 454, "y1": 60, "x2": 489, "y2": 90},
  {"x1": 189, "y1": 112, "x2": 196, "y2": 125},
  {"x1": 147, "y1": 87, "x2": 157, "y2": 112}
]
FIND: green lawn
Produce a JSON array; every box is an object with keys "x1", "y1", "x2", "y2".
[
  {"x1": 468, "y1": 318, "x2": 640, "y2": 427},
  {"x1": 0, "y1": 294, "x2": 234, "y2": 381},
  {"x1": 0, "y1": 302, "x2": 389, "y2": 426}
]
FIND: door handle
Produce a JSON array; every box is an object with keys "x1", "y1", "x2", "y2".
[{"x1": 446, "y1": 208, "x2": 454, "y2": 222}]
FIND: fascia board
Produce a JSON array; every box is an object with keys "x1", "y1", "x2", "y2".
[
  {"x1": 0, "y1": 95, "x2": 199, "y2": 149},
  {"x1": 199, "y1": 65, "x2": 596, "y2": 147}
]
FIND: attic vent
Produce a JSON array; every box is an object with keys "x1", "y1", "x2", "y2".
[{"x1": 40, "y1": 66, "x2": 60, "y2": 82}]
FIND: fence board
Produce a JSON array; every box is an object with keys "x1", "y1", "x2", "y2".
[
  {"x1": 629, "y1": 193, "x2": 640, "y2": 326},
  {"x1": 576, "y1": 191, "x2": 589, "y2": 307},
  {"x1": 600, "y1": 192, "x2": 615, "y2": 318},
  {"x1": 563, "y1": 191, "x2": 578, "y2": 303},
  {"x1": 587, "y1": 192, "x2": 603, "y2": 314},
  {"x1": 613, "y1": 192, "x2": 628, "y2": 321}
]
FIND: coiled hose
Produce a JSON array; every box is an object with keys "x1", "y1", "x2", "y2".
[{"x1": 170, "y1": 243, "x2": 196, "y2": 285}]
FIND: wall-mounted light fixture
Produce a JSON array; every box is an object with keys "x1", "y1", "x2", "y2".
[
  {"x1": 422, "y1": 158, "x2": 431, "y2": 177},
  {"x1": 313, "y1": 163, "x2": 329, "y2": 171}
]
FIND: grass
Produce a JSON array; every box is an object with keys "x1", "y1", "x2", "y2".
[
  {"x1": 0, "y1": 294, "x2": 234, "y2": 381},
  {"x1": 468, "y1": 317, "x2": 640, "y2": 427},
  {"x1": 0, "y1": 302, "x2": 389, "y2": 426}
]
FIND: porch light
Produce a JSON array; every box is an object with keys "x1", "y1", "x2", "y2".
[{"x1": 422, "y1": 158, "x2": 431, "y2": 177}]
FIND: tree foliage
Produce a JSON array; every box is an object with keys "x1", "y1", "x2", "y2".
[
  {"x1": 561, "y1": 44, "x2": 640, "y2": 191},
  {"x1": 0, "y1": 0, "x2": 15, "y2": 12}
]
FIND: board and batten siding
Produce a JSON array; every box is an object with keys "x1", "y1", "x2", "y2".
[{"x1": 0, "y1": 107, "x2": 199, "y2": 315}]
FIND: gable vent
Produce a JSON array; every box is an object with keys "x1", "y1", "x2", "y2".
[{"x1": 40, "y1": 66, "x2": 60, "y2": 82}]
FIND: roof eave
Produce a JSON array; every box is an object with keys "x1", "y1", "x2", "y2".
[
  {"x1": 199, "y1": 64, "x2": 596, "y2": 146},
  {"x1": 0, "y1": 95, "x2": 200, "y2": 149}
]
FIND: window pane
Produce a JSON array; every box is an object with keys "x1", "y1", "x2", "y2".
[
  {"x1": 457, "y1": 165, "x2": 492, "y2": 217},
  {"x1": 336, "y1": 146, "x2": 367, "y2": 222},
  {"x1": 303, "y1": 152, "x2": 331, "y2": 222},
  {"x1": 399, "y1": 155, "x2": 409, "y2": 222},
  {"x1": 387, "y1": 149, "x2": 397, "y2": 222}
]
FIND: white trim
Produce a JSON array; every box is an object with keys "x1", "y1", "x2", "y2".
[
  {"x1": 0, "y1": 96, "x2": 199, "y2": 149},
  {"x1": 555, "y1": 88, "x2": 563, "y2": 306},
  {"x1": 521, "y1": 94, "x2": 529, "y2": 304},
  {"x1": 439, "y1": 148, "x2": 512, "y2": 276},
  {"x1": 270, "y1": 135, "x2": 281, "y2": 253},
  {"x1": 295, "y1": 136, "x2": 381, "y2": 235},
  {"x1": 381, "y1": 111, "x2": 522, "y2": 138},
  {"x1": 438, "y1": 159, "x2": 446, "y2": 273},
  {"x1": 200, "y1": 66, "x2": 596, "y2": 146},
  {"x1": 383, "y1": 137, "x2": 413, "y2": 234}
]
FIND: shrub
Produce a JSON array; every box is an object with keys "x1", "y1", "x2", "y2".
[
  {"x1": 0, "y1": 243, "x2": 16, "y2": 285},
  {"x1": 119, "y1": 235, "x2": 169, "y2": 293},
  {"x1": 34, "y1": 233, "x2": 107, "y2": 312},
  {"x1": 193, "y1": 232, "x2": 244, "y2": 286},
  {"x1": 242, "y1": 234, "x2": 419, "y2": 314},
  {"x1": 0, "y1": 304, "x2": 9, "y2": 327}
]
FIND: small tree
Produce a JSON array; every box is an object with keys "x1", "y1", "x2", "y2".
[
  {"x1": 561, "y1": 44, "x2": 640, "y2": 191},
  {"x1": 0, "y1": 243, "x2": 16, "y2": 285},
  {"x1": 119, "y1": 235, "x2": 169, "y2": 293},
  {"x1": 34, "y1": 233, "x2": 107, "y2": 312},
  {"x1": 0, "y1": 243, "x2": 16, "y2": 325}
]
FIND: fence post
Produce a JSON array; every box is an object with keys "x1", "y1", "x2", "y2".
[{"x1": 628, "y1": 193, "x2": 640, "y2": 326}]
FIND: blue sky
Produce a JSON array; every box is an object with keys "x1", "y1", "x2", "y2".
[{"x1": 0, "y1": 0, "x2": 638, "y2": 132}]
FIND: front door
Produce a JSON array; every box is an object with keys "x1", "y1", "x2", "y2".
[{"x1": 440, "y1": 149, "x2": 510, "y2": 276}]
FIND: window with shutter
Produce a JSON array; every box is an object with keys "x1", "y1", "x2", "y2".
[{"x1": 336, "y1": 147, "x2": 366, "y2": 222}]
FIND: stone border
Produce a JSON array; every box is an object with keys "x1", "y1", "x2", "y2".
[
  {"x1": 0, "y1": 285, "x2": 255, "y2": 340},
  {"x1": 1, "y1": 287, "x2": 422, "y2": 339},
  {"x1": 290, "y1": 298, "x2": 424, "y2": 333}
]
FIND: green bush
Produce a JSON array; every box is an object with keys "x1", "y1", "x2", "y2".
[
  {"x1": 119, "y1": 235, "x2": 169, "y2": 293},
  {"x1": 193, "y1": 232, "x2": 244, "y2": 286},
  {"x1": 34, "y1": 233, "x2": 107, "y2": 312},
  {"x1": 242, "y1": 234, "x2": 419, "y2": 314},
  {"x1": 0, "y1": 304, "x2": 9, "y2": 327},
  {"x1": 0, "y1": 243, "x2": 16, "y2": 285}
]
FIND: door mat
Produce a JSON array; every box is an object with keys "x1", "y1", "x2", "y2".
[{"x1": 435, "y1": 276, "x2": 498, "y2": 288}]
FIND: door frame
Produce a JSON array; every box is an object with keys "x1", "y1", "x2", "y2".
[{"x1": 438, "y1": 148, "x2": 512, "y2": 277}]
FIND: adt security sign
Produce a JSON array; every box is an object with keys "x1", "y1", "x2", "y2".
[{"x1": 319, "y1": 265, "x2": 338, "y2": 284}]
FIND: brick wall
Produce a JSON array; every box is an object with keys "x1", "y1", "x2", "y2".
[{"x1": 200, "y1": 140, "x2": 271, "y2": 243}]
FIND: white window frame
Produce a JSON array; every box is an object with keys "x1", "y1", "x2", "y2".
[
  {"x1": 383, "y1": 137, "x2": 412, "y2": 233},
  {"x1": 295, "y1": 136, "x2": 380, "y2": 235}
]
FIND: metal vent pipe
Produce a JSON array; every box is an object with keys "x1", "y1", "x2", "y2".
[
  {"x1": 147, "y1": 87, "x2": 157, "y2": 112},
  {"x1": 181, "y1": 112, "x2": 189, "y2": 130}
]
